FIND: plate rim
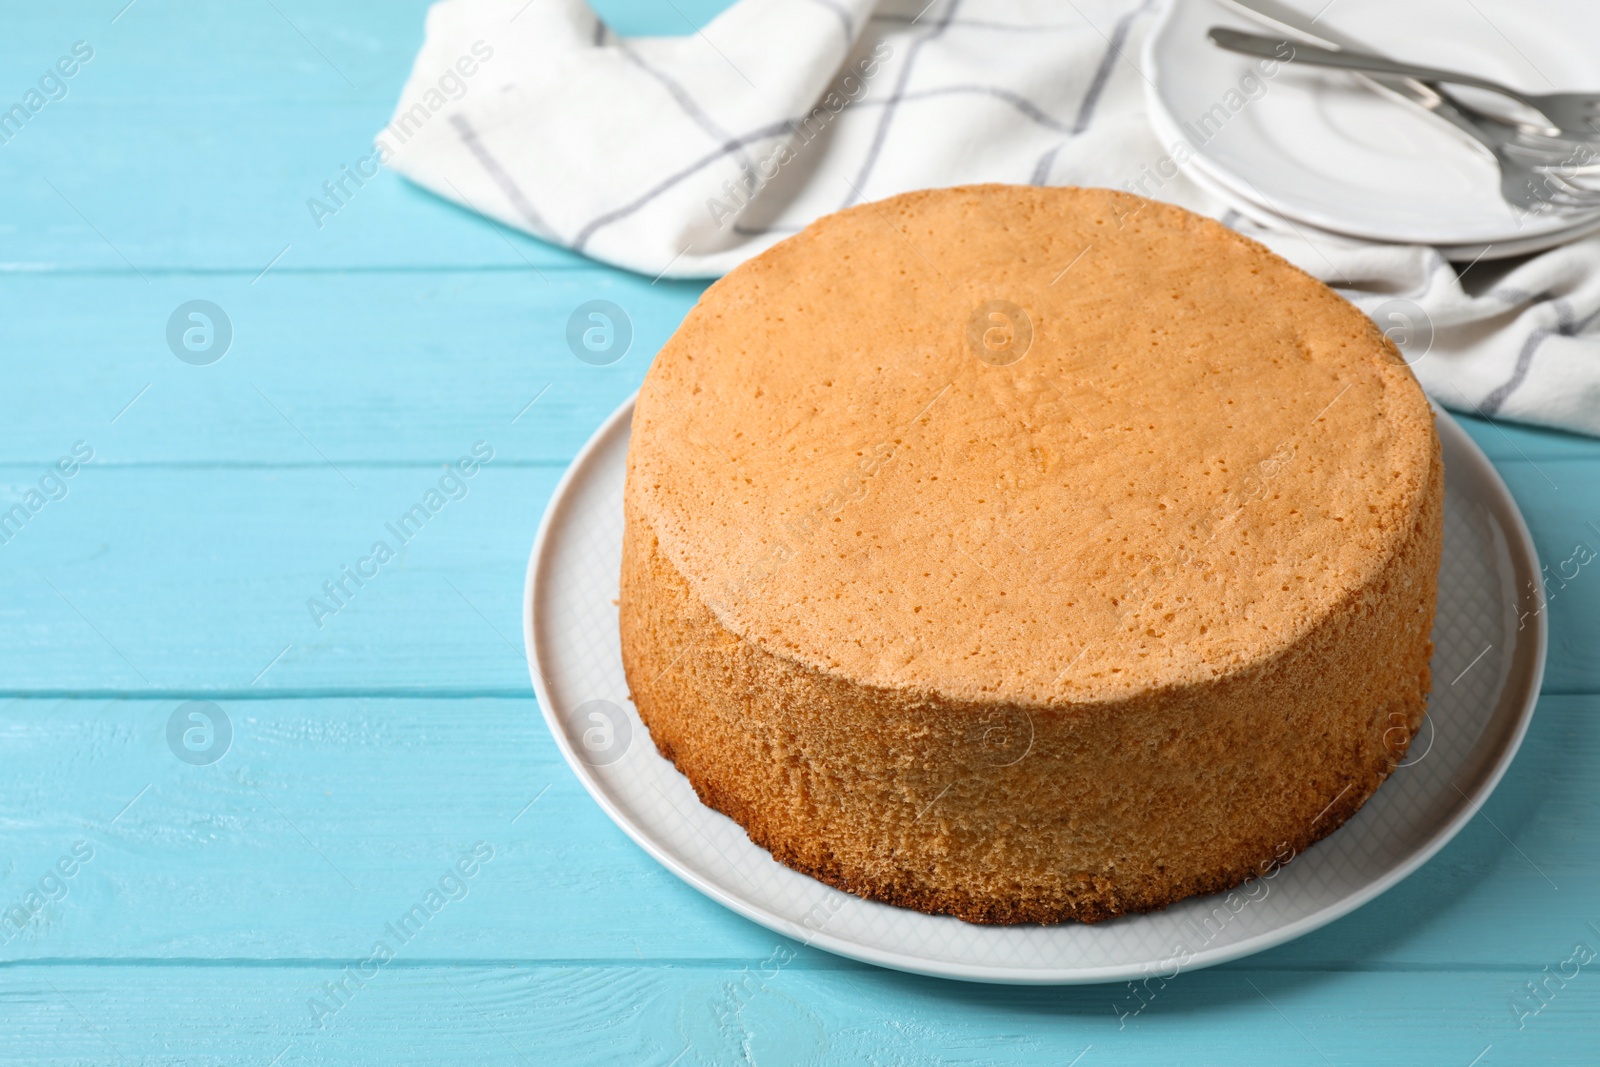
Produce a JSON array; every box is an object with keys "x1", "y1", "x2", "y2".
[
  {"x1": 1155, "y1": 125, "x2": 1600, "y2": 261},
  {"x1": 524, "y1": 394, "x2": 1547, "y2": 984}
]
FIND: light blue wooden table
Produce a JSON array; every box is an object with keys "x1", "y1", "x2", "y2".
[{"x1": 3, "y1": 1, "x2": 1598, "y2": 1062}]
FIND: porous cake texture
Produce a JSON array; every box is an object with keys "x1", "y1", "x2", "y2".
[{"x1": 619, "y1": 185, "x2": 1442, "y2": 924}]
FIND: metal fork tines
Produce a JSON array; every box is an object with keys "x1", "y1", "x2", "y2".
[{"x1": 1376, "y1": 84, "x2": 1600, "y2": 214}]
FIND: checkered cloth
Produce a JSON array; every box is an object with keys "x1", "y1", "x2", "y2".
[{"x1": 382, "y1": 0, "x2": 1600, "y2": 436}]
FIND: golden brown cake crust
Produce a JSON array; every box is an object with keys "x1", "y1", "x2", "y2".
[{"x1": 619, "y1": 185, "x2": 1443, "y2": 924}]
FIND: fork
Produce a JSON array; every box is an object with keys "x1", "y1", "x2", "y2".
[
  {"x1": 1209, "y1": 27, "x2": 1600, "y2": 138},
  {"x1": 1212, "y1": 1, "x2": 1600, "y2": 215},
  {"x1": 1430, "y1": 90, "x2": 1600, "y2": 213}
]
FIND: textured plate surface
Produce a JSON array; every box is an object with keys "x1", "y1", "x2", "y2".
[
  {"x1": 525, "y1": 397, "x2": 1546, "y2": 984},
  {"x1": 1144, "y1": 0, "x2": 1600, "y2": 251}
]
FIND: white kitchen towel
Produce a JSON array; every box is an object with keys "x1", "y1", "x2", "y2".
[{"x1": 379, "y1": 0, "x2": 1600, "y2": 437}]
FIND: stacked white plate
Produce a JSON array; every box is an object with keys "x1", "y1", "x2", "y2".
[{"x1": 1143, "y1": 0, "x2": 1600, "y2": 259}]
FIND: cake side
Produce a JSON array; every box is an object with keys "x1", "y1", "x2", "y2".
[{"x1": 619, "y1": 433, "x2": 1441, "y2": 923}]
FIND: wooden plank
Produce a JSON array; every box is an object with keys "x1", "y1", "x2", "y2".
[
  {"x1": 0, "y1": 466, "x2": 554, "y2": 694},
  {"x1": 0, "y1": 696, "x2": 759, "y2": 963},
  {"x1": 2, "y1": 110, "x2": 596, "y2": 274},
  {"x1": 0, "y1": 695, "x2": 1593, "y2": 969},
  {"x1": 0, "y1": 270, "x2": 704, "y2": 467},
  {"x1": 0, "y1": 962, "x2": 1587, "y2": 1065},
  {"x1": 1494, "y1": 461, "x2": 1600, "y2": 695}
]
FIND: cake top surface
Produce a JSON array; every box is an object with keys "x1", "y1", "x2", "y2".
[{"x1": 628, "y1": 185, "x2": 1438, "y2": 705}]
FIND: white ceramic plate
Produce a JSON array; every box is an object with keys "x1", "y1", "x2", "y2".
[
  {"x1": 525, "y1": 397, "x2": 1546, "y2": 984},
  {"x1": 1144, "y1": 0, "x2": 1600, "y2": 253},
  {"x1": 1178, "y1": 129, "x2": 1600, "y2": 261}
]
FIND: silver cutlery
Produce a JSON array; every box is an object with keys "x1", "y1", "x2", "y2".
[{"x1": 1210, "y1": 26, "x2": 1600, "y2": 138}]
